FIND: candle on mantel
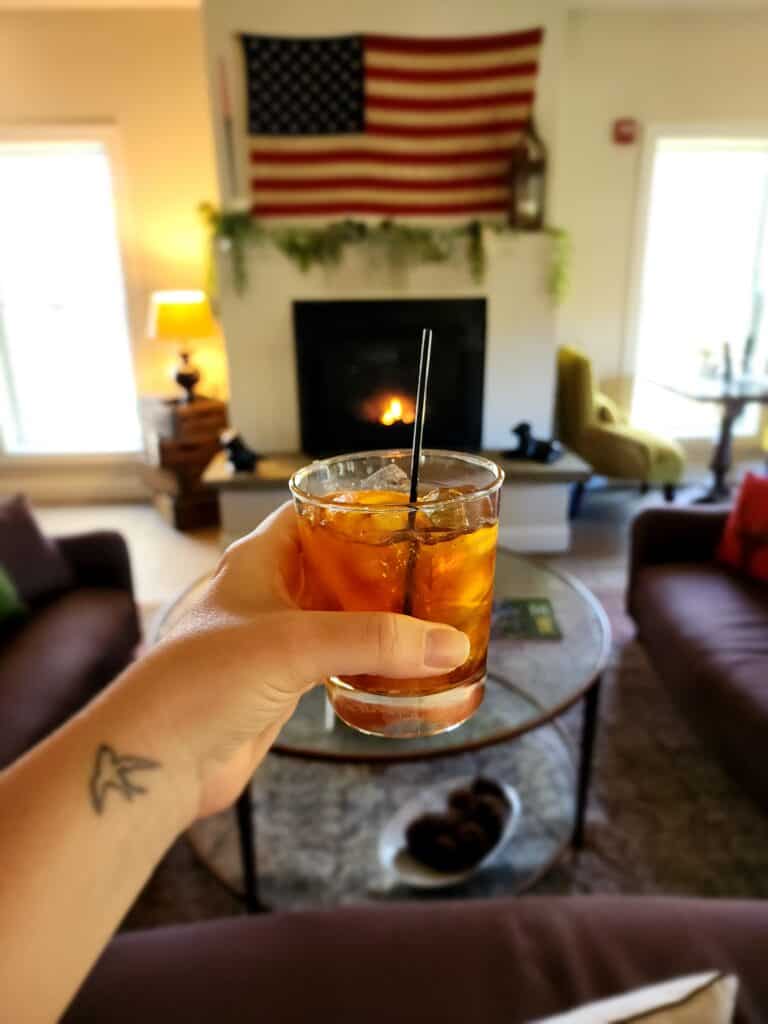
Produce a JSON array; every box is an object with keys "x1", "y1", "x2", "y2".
[
  {"x1": 218, "y1": 56, "x2": 232, "y2": 119},
  {"x1": 218, "y1": 56, "x2": 239, "y2": 198}
]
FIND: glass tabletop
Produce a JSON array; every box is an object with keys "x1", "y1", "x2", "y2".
[
  {"x1": 649, "y1": 375, "x2": 768, "y2": 403},
  {"x1": 154, "y1": 549, "x2": 611, "y2": 762}
]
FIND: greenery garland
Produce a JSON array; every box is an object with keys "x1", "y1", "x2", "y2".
[{"x1": 199, "y1": 202, "x2": 569, "y2": 302}]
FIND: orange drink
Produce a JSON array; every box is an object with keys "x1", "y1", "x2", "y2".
[{"x1": 289, "y1": 450, "x2": 503, "y2": 738}]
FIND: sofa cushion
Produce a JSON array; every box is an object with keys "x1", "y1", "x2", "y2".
[
  {"x1": 631, "y1": 563, "x2": 768, "y2": 808},
  {"x1": 717, "y1": 472, "x2": 768, "y2": 583},
  {"x1": 594, "y1": 391, "x2": 626, "y2": 426},
  {"x1": 64, "y1": 897, "x2": 768, "y2": 1023},
  {"x1": 0, "y1": 494, "x2": 74, "y2": 604},
  {"x1": 0, "y1": 566, "x2": 26, "y2": 629},
  {"x1": 533, "y1": 972, "x2": 737, "y2": 1023},
  {"x1": 0, "y1": 588, "x2": 139, "y2": 768}
]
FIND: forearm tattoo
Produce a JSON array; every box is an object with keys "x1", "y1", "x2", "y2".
[{"x1": 89, "y1": 744, "x2": 161, "y2": 814}]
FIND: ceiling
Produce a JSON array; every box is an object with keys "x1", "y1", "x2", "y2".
[
  {"x1": 0, "y1": 0, "x2": 765, "y2": 8},
  {"x1": 0, "y1": 0, "x2": 766, "y2": 7},
  {"x1": 574, "y1": 0, "x2": 768, "y2": 6},
  {"x1": 0, "y1": 0, "x2": 199, "y2": 7}
]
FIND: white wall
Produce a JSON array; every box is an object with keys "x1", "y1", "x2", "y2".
[
  {"x1": 202, "y1": 0, "x2": 565, "y2": 451},
  {"x1": 554, "y1": 9, "x2": 768, "y2": 385}
]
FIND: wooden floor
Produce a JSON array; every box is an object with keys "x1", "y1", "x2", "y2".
[{"x1": 37, "y1": 504, "x2": 222, "y2": 608}]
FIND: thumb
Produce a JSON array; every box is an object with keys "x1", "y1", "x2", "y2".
[{"x1": 272, "y1": 610, "x2": 470, "y2": 690}]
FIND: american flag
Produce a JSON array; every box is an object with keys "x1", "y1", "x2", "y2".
[{"x1": 241, "y1": 29, "x2": 543, "y2": 221}]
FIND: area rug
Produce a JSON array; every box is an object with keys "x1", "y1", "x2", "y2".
[{"x1": 124, "y1": 590, "x2": 768, "y2": 930}]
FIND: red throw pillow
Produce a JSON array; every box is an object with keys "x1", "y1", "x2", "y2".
[
  {"x1": 717, "y1": 472, "x2": 768, "y2": 583},
  {"x1": 0, "y1": 494, "x2": 74, "y2": 604}
]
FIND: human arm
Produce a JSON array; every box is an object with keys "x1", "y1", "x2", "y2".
[{"x1": 0, "y1": 504, "x2": 469, "y2": 1023}]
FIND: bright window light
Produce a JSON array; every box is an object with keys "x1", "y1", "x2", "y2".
[
  {"x1": 631, "y1": 137, "x2": 768, "y2": 440},
  {"x1": 0, "y1": 139, "x2": 141, "y2": 455}
]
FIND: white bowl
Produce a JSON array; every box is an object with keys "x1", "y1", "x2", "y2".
[{"x1": 378, "y1": 775, "x2": 522, "y2": 890}]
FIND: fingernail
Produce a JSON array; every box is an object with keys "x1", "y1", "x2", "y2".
[{"x1": 424, "y1": 628, "x2": 470, "y2": 669}]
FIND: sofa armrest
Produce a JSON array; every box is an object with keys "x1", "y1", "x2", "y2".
[
  {"x1": 627, "y1": 506, "x2": 729, "y2": 614},
  {"x1": 63, "y1": 897, "x2": 768, "y2": 1023},
  {"x1": 54, "y1": 532, "x2": 135, "y2": 597}
]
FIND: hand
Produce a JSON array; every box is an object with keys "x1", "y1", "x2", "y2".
[{"x1": 130, "y1": 503, "x2": 470, "y2": 820}]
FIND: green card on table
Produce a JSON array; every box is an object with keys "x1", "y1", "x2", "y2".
[{"x1": 493, "y1": 598, "x2": 562, "y2": 640}]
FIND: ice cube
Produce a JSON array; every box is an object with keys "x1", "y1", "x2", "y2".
[
  {"x1": 419, "y1": 488, "x2": 441, "y2": 503},
  {"x1": 416, "y1": 487, "x2": 469, "y2": 532},
  {"x1": 361, "y1": 463, "x2": 411, "y2": 491}
]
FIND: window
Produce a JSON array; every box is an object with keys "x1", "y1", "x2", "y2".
[
  {"x1": 630, "y1": 136, "x2": 768, "y2": 439},
  {"x1": 0, "y1": 136, "x2": 141, "y2": 455}
]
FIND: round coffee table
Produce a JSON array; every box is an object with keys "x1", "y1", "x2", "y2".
[{"x1": 154, "y1": 549, "x2": 610, "y2": 910}]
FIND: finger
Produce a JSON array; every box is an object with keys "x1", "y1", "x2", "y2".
[
  {"x1": 222, "y1": 501, "x2": 297, "y2": 574},
  {"x1": 252, "y1": 500, "x2": 297, "y2": 542},
  {"x1": 268, "y1": 610, "x2": 471, "y2": 690},
  {"x1": 212, "y1": 503, "x2": 300, "y2": 608}
]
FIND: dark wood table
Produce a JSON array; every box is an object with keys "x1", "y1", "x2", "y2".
[
  {"x1": 653, "y1": 377, "x2": 768, "y2": 502},
  {"x1": 140, "y1": 396, "x2": 228, "y2": 529}
]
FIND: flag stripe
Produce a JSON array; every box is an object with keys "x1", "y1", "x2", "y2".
[
  {"x1": 368, "y1": 75, "x2": 536, "y2": 99},
  {"x1": 365, "y1": 46, "x2": 540, "y2": 72},
  {"x1": 252, "y1": 187, "x2": 507, "y2": 206},
  {"x1": 251, "y1": 174, "x2": 508, "y2": 191},
  {"x1": 365, "y1": 29, "x2": 543, "y2": 55},
  {"x1": 366, "y1": 90, "x2": 534, "y2": 111},
  {"x1": 366, "y1": 119, "x2": 525, "y2": 138},
  {"x1": 249, "y1": 135, "x2": 521, "y2": 155},
  {"x1": 365, "y1": 61, "x2": 538, "y2": 83},
  {"x1": 251, "y1": 200, "x2": 509, "y2": 216},
  {"x1": 249, "y1": 147, "x2": 514, "y2": 165},
  {"x1": 368, "y1": 105, "x2": 530, "y2": 127},
  {"x1": 251, "y1": 161, "x2": 509, "y2": 181}
]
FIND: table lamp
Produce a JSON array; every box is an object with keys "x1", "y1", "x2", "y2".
[{"x1": 147, "y1": 290, "x2": 216, "y2": 403}]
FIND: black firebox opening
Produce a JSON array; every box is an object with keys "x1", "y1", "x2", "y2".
[{"x1": 294, "y1": 298, "x2": 486, "y2": 457}]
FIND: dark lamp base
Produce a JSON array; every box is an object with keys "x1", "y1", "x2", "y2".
[{"x1": 176, "y1": 351, "x2": 200, "y2": 403}]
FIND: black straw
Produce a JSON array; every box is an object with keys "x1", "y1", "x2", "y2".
[
  {"x1": 408, "y1": 328, "x2": 433, "y2": 503},
  {"x1": 402, "y1": 328, "x2": 432, "y2": 617}
]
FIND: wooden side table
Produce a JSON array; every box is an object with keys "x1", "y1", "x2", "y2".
[{"x1": 140, "y1": 397, "x2": 228, "y2": 530}]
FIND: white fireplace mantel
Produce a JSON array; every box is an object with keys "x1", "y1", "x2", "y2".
[
  {"x1": 213, "y1": 231, "x2": 577, "y2": 552},
  {"x1": 217, "y1": 230, "x2": 558, "y2": 455}
]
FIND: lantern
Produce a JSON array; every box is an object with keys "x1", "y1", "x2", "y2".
[{"x1": 508, "y1": 118, "x2": 547, "y2": 231}]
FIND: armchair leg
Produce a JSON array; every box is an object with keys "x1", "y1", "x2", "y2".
[
  {"x1": 569, "y1": 480, "x2": 586, "y2": 519},
  {"x1": 639, "y1": 482, "x2": 650, "y2": 496},
  {"x1": 663, "y1": 483, "x2": 677, "y2": 503}
]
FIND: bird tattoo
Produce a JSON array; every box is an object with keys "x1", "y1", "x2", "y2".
[{"x1": 89, "y1": 744, "x2": 161, "y2": 815}]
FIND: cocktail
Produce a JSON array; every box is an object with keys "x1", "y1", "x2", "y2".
[{"x1": 289, "y1": 450, "x2": 503, "y2": 738}]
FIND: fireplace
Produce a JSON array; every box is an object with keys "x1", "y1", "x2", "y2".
[{"x1": 293, "y1": 298, "x2": 486, "y2": 456}]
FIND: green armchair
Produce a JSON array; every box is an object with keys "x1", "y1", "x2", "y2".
[{"x1": 556, "y1": 346, "x2": 685, "y2": 509}]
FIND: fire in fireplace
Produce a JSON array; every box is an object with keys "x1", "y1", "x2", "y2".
[
  {"x1": 360, "y1": 391, "x2": 416, "y2": 428},
  {"x1": 293, "y1": 298, "x2": 486, "y2": 456}
]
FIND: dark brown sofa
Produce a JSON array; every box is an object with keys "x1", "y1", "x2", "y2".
[
  {"x1": 0, "y1": 530, "x2": 140, "y2": 769},
  {"x1": 628, "y1": 505, "x2": 768, "y2": 810},
  {"x1": 65, "y1": 896, "x2": 768, "y2": 1022}
]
